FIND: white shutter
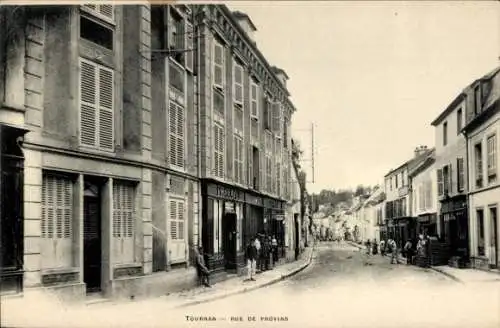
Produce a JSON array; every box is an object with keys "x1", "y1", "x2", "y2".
[
  {"x1": 169, "y1": 101, "x2": 185, "y2": 169},
  {"x1": 169, "y1": 200, "x2": 178, "y2": 240},
  {"x1": 437, "y1": 168, "x2": 443, "y2": 196},
  {"x1": 233, "y1": 64, "x2": 243, "y2": 104},
  {"x1": 169, "y1": 199, "x2": 187, "y2": 263},
  {"x1": 113, "y1": 182, "x2": 135, "y2": 264},
  {"x1": 99, "y1": 5, "x2": 114, "y2": 19},
  {"x1": 41, "y1": 175, "x2": 73, "y2": 269},
  {"x1": 80, "y1": 60, "x2": 97, "y2": 147},
  {"x1": 185, "y1": 21, "x2": 194, "y2": 72},
  {"x1": 176, "y1": 104, "x2": 185, "y2": 168},
  {"x1": 98, "y1": 67, "x2": 114, "y2": 150},
  {"x1": 219, "y1": 126, "x2": 225, "y2": 178},
  {"x1": 213, "y1": 40, "x2": 224, "y2": 89},
  {"x1": 251, "y1": 82, "x2": 258, "y2": 117}
]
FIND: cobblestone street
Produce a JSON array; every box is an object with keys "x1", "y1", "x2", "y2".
[{"x1": 3, "y1": 242, "x2": 499, "y2": 328}]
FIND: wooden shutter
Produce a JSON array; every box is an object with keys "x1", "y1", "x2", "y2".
[
  {"x1": 219, "y1": 126, "x2": 225, "y2": 178},
  {"x1": 80, "y1": 60, "x2": 97, "y2": 147},
  {"x1": 98, "y1": 67, "x2": 114, "y2": 150},
  {"x1": 234, "y1": 64, "x2": 243, "y2": 104},
  {"x1": 487, "y1": 135, "x2": 496, "y2": 176},
  {"x1": 272, "y1": 102, "x2": 281, "y2": 135},
  {"x1": 113, "y1": 181, "x2": 135, "y2": 264},
  {"x1": 213, "y1": 40, "x2": 224, "y2": 88},
  {"x1": 234, "y1": 135, "x2": 239, "y2": 183},
  {"x1": 251, "y1": 82, "x2": 258, "y2": 117},
  {"x1": 170, "y1": 200, "x2": 178, "y2": 239},
  {"x1": 169, "y1": 199, "x2": 187, "y2": 263},
  {"x1": 437, "y1": 168, "x2": 443, "y2": 196},
  {"x1": 169, "y1": 102, "x2": 177, "y2": 167},
  {"x1": 99, "y1": 5, "x2": 114, "y2": 19},
  {"x1": 185, "y1": 21, "x2": 194, "y2": 72}
]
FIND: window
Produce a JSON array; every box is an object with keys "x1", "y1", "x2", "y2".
[
  {"x1": 418, "y1": 185, "x2": 425, "y2": 211},
  {"x1": 169, "y1": 101, "x2": 185, "y2": 169},
  {"x1": 443, "y1": 121, "x2": 448, "y2": 146},
  {"x1": 474, "y1": 85, "x2": 482, "y2": 114},
  {"x1": 487, "y1": 135, "x2": 497, "y2": 184},
  {"x1": 437, "y1": 168, "x2": 443, "y2": 196},
  {"x1": 80, "y1": 16, "x2": 114, "y2": 50},
  {"x1": 214, "y1": 124, "x2": 225, "y2": 178},
  {"x1": 234, "y1": 135, "x2": 244, "y2": 184},
  {"x1": 477, "y1": 209, "x2": 485, "y2": 256},
  {"x1": 276, "y1": 163, "x2": 281, "y2": 196},
  {"x1": 457, "y1": 108, "x2": 462, "y2": 134},
  {"x1": 443, "y1": 165, "x2": 450, "y2": 195},
  {"x1": 264, "y1": 97, "x2": 272, "y2": 130},
  {"x1": 169, "y1": 198, "x2": 186, "y2": 262},
  {"x1": 272, "y1": 102, "x2": 281, "y2": 136},
  {"x1": 169, "y1": 62, "x2": 184, "y2": 94},
  {"x1": 41, "y1": 174, "x2": 73, "y2": 269},
  {"x1": 395, "y1": 175, "x2": 398, "y2": 189},
  {"x1": 233, "y1": 63, "x2": 243, "y2": 105},
  {"x1": 251, "y1": 118, "x2": 259, "y2": 142},
  {"x1": 284, "y1": 119, "x2": 288, "y2": 148},
  {"x1": 79, "y1": 58, "x2": 114, "y2": 151},
  {"x1": 213, "y1": 89, "x2": 225, "y2": 117},
  {"x1": 169, "y1": 8, "x2": 185, "y2": 65},
  {"x1": 234, "y1": 106, "x2": 243, "y2": 134},
  {"x1": 266, "y1": 156, "x2": 272, "y2": 192},
  {"x1": 457, "y1": 157, "x2": 464, "y2": 192},
  {"x1": 250, "y1": 81, "x2": 259, "y2": 118},
  {"x1": 425, "y1": 180, "x2": 432, "y2": 210},
  {"x1": 475, "y1": 143, "x2": 483, "y2": 188},
  {"x1": 213, "y1": 39, "x2": 225, "y2": 89},
  {"x1": 113, "y1": 181, "x2": 135, "y2": 264},
  {"x1": 185, "y1": 21, "x2": 194, "y2": 72}
]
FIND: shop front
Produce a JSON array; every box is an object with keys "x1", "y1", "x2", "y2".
[
  {"x1": 264, "y1": 198, "x2": 286, "y2": 260},
  {"x1": 201, "y1": 181, "x2": 245, "y2": 278},
  {"x1": 440, "y1": 195, "x2": 469, "y2": 259},
  {"x1": 244, "y1": 192, "x2": 264, "y2": 248},
  {"x1": 388, "y1": 217, "x2": 417, "y2": 245},
  {"x1": 417, "y1": 213, "x2": 438, "y2": 238}
]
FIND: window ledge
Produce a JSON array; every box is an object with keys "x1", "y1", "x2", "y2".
[
  {"x1": 41, "y1": 267, "x2": 79, "y2": 275},
  {"x1": 114, "y1": 263, "x2": 142, "y2": 269},
  {"x1": 1, "y1": 102, "x2": 25, "y2": 113}
]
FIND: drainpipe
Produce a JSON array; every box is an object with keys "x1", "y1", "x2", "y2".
[
  {"x1": 196, "y1": 7, "x2": 203, "y2": 249},
  {"x1": 462, "y1": 129, "x2": 471, "y2": 263}
]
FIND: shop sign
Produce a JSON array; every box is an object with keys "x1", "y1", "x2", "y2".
[
  {"x1": 207, "y1": 183, "x2": 244, "y2": 202},
  {"x1": 245, "y1": 193, "x2": 263, "y2": 206},
  {"x1": 224, "y1": 202, "x2": 235, "y2": 213}
]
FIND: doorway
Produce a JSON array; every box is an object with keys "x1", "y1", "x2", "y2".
[
  {"x1": 490, "y1": 207, "x2": 498, "y2": 269},
  {"x1": 222, "y1": 206, "x2": 237, "y2": 271},
  {"x1": 83, "y1": 182, "x2": 102, "y2": 293}
]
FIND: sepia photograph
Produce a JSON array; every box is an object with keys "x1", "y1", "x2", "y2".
[{"x1": 1, "y1": 1, "x2": 500, "y2": 327}]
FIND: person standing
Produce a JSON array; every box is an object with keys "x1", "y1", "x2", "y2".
[
  {"x1": 366, "y1": 239, "x2": 372, "y2": 255},
  {"x1": 272, "y1": 235, "x2": 278, "y2": 266},
  {"x1": 254, "y1": 235, "x2": 261, "y2": 272},
  {"x1": 404, "y1": 239, "x2": 413, "y2": 265},
  {"x1": 245, "y1": 240, "x2": 257, "y2": 281},
  {"x1": 379, "y1": 240, "x2": 386, "y2": 256},
  {"x1": 194, "y1": 246, "x2": 211, "y2": 287},
  {"x1": 389, "y1": 239, "x2": 399, "y2": 264},
  {"x1": 372, "y1": 239, "x2": 378, "y2": 255}
]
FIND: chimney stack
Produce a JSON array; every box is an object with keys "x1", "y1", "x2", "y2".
[{"x1": 414, "y1": 145, "x2": 429, "y2": 158}]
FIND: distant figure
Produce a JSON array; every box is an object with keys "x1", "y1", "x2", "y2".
[
  {"x1": 272, "y1": 235, "x2": 278, "y2": 265},
  {"x1": 254, "y1": 235, "x2": 261, "y2": 271},
  {"x1": 404, "y1": 239, "x2": 413, "y2": 265},
  {"x1": 372, "y1": 239, "x2": 378, "y2": 255},
  {"x1": 245, "y1": 240, "x2": 257, "y2": 281},
  {"x1": 365, "y1": 239, "x2": 372, "y2": 255},
  {"x1": 379, "y1": 240, "x2": 386, "y2": 256},
  {"x1": 388, "y1": 239, "x2": 399, "y2": 264},
  {"x1": 194, "y1": 247, "x2": 211, "y2": 287}
]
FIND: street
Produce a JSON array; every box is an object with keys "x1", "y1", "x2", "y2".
[{"x1": 2, "y1": 242, "x2": 499, "y2": 328}]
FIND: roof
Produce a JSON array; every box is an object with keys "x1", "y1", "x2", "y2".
[
  {"x1": 271, "y1": 66, "x2": 290, "y2": 80},
  {"x1": 231, "y1": 11, "x2": 258, "y2": 32},
  {"x1": 384, "y1": 148, "x2": 433, "y2": 178},
  {"x1": 408, "y1": 148, "x2": 436, "y2": 177},
  {"x1": 431, "y1": 66, "x2": 500, "y2": 126}
]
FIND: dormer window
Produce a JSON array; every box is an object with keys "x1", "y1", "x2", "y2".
[{"x1": 474, "y1": 84, "x2": 482, "y2": 115}]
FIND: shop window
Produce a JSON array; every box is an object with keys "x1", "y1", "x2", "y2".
[
  {"x1": 41, "y1": 174, "x2": 74, "y2": 269},
  {"x1": 112, "y1": 181, "x2": 136, "y2": 264}
]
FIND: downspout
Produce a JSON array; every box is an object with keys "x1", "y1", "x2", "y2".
[
  {"x1": 462, "y1": 129, "x2": 471, "y2": 262},
  {"x1": 196, "y1": 7, "x2": 203, "y2": 249}
]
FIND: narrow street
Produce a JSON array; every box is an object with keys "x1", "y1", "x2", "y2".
[{"x1": 182, "y1": 242, "x2": 500, "y2": 328}]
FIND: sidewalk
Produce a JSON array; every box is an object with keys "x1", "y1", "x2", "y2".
[{"x1": 346, "y1": 241, "x2": 500, "y2": 284}]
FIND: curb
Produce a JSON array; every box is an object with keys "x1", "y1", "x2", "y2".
[
  {"x1": 174, "y1": 247, "x2": 316, "y2": 309},
  {"x1": 428, "y1": 267, "x2": 464, "y2": 284}
]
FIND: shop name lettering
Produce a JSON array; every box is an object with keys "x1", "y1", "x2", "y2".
[{"x1": 216, "y1": 186, "x2": 240, "y2": 200}]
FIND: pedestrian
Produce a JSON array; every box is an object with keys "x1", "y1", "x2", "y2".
[
  {"x1": 365, "y1": 239, "x2": 372, "y2": 255},
  {"x1": 379, "y1": 240, "x2": 386, "y2": 256},
  {"x1": 245, "y1": 239, "x2": 257, "y2": 281},
  {"x1": 404, "y1": 239, "x2": 413, "y2": 265},
  {"x1": 259, "y1": 234, "x2": 268, "y2": 271},
  {"x1": 372, "y1": 239, "x2": 378, "y2": 255},
  {"x1": 254, "y1": 234, "x2": 261, "y2": 272},
  {"x1": 272, "y1": 235, "x2": 278, "y2": 265},
  {"x1": 194, "y1": 246, "x2": 211, "y2": 287},
  {"x1": 389, "y1": 239, "x2": 399, "y2": 264}
]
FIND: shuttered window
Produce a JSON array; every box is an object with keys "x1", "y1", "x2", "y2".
[
  {"x1": 214, "y1": 123, "x2": 225, "y2": 178},
  {"x1": 272, "y1": 102, "x2": 281, "y2": 136},
  {"x1": 475, "y1": 143, "x2": 483, "y2": 188},
  {"x1": 276, "y1": 163, "x2": 281, "y2": 196},
  {"x1": 266, "y1": 155, "x2": 272, "y2": 192},
  {"x1": 41, "y1": 174, "x2": 73, "y2": 269},
  {"x1": 487, "y1": 135, "x2": 497, "y2": 182},
  {"x1": 251, "y1": 81, "x2": 258, "y2": 118},
  {"x1": 213, "y1": 89, "x2": 225, "y2": 117},
  {"x1": 79, "y1": 58, "x2": 114, "y2": 151},
  {"x1": 213, "y1": 39, "x2": 224, "y2": 89},
  {"x1": 437, "y1": 168, "x2": 443, "y2": 196},
  {"x1": 234, "y1": 106, "x2": 243, "y2": 134},
  {"x1": 169, "y1": 101, "x2": 185, "y2": 169},
  {"x1": 234, "y1": 135, "x2": 244, "y2": 184},
  {"x1": 169, "y1": 200, "x2": 185, "y2": 241},
  {"x1": 113, "y1": 181, "x2": 135, "y2": 264},
  {"x1": 457, "y1": 157, "x2": 465, "y2": 191},
  {"x1": 264, "y1": 98, "x2": 272, "y2": 130},
  {"x1": 185, "y1": 21, "x2": 194, "y2": 72},
  {"x1": 251, "y1": 118, "x2": 259, "y2": 142},
  {"x1": 82, "y1": 4, "x2": 115, "y2": 22},
  {"x1": 233, "y1": 63, "x2": 243, "y2": 105}
]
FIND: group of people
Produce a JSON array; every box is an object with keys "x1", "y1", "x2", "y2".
[
  {"x1": 363, "y1": 234, "x2": 431, "y2": 266},
  {"x1": 245, "y1": 234, "x2": 279, "y2": 281}
]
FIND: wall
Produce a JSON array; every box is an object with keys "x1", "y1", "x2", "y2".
[{"x1": 412, "y1": 163, "x2": 437, "y2": 216}]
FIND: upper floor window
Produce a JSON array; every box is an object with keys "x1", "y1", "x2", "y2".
[
  {"x1": 272, "y1": 102, "x2": 282, "y2": 136},
  {"x1": 213, "y1": 39, "x2": 225, "y2": 90},
  {"x1": 474, "y1": 85, "x2": 482, "y2": 114},
  {"x1": 443, "y1": 164, "x2": 450, "y2": 195},
  {"x1": 234, "y1": 135, "x2": 244, "y2": 184},
  {"x1": 185, "y1": 21, "x2": 194, "y2": 72},
  {"x1": 395, "y1": 174, "x2": 398, "y2": 189},
  {"x1": 250, "y1": 80, "x2": 259, "y2": 119},
  {"x1": 284, "y1": 119, "x2": 289, "y2": 148},
  {"x1": 264, "y1": 97, "x2": 272, "y2": 131},
  {"x1": 487, "y1": 134, "x2": 497, "y2": 184},
  {"x1": 79, "y1": 58, "x2": 114, "y2": 151},
  {"x1": 80, "y1": 16, "x2": 114, "y2": 50},
  {"x1": 214, "y1": 123, "x2": 225, "y2": 178},
  {"x1": 169, "y1": 100, "x2": 185, "y2": 169},
  {"x1": 474, "y1": 142, "x2": 483, "y2": 188},
  {"x1": 169, "y1": 62, "x2": 184, "y2": 94},
  {"x1": 233, "y1": 63, "x2": 243, "y2": 106},
  {"x1": 457, "y1": 157, "x2": 465, "y2": 192},
  {"x1": 443, "y1": 121, "x2": 448, "y2": 146},
  {"x1": 82, "y1": 4, "x2": 115, "y2": 22},
  {"x1": 169, "y1": 7, "x2": 185, "y2": 65},
  {"x1": 457, "y1": 108, "x2": 462, "y2": 134}
]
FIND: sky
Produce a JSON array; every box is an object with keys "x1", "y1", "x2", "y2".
[{"x1": 228, "y1": 0, "x2": 500, "y2": 193}]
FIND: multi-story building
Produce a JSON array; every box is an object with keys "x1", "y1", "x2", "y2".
[
  {"x1": 383, "y1": 146, "x2": 431, "y2": 246},
  {"x1": 195, "y1": 6, "x2": 295, "y2": 280},
  {"x1": 463, "y1": 67, "x2": 500, "y2": 270},
  {"x1": 408, "y1": 148, "x2": 438, "y2": 237},
  {"x1": 361, "y1": 186, "x2": 385, "y2": 243},
  {"x1": 1, "y1": 3, "x2": 298, "y2": 300},
  {"x1": 431, "y1": 88, "x2": 469, "y2": 261}
]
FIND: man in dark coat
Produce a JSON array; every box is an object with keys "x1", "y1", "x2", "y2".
[{"x1": 194, "y1": 246, "x2": 211, "y2": 287}]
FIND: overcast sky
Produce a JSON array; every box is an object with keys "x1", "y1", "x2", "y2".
[{"x1": 228, "y1": 1, "x2": 500, "y2": 193}]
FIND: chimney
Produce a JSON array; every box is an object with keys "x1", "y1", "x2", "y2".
[
  {"x1": 414, "y1": 145, "x2": 429, "y2": 158},
  {"x1": 232, "y1": 11, "x2": 257, "y2": 43}
]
